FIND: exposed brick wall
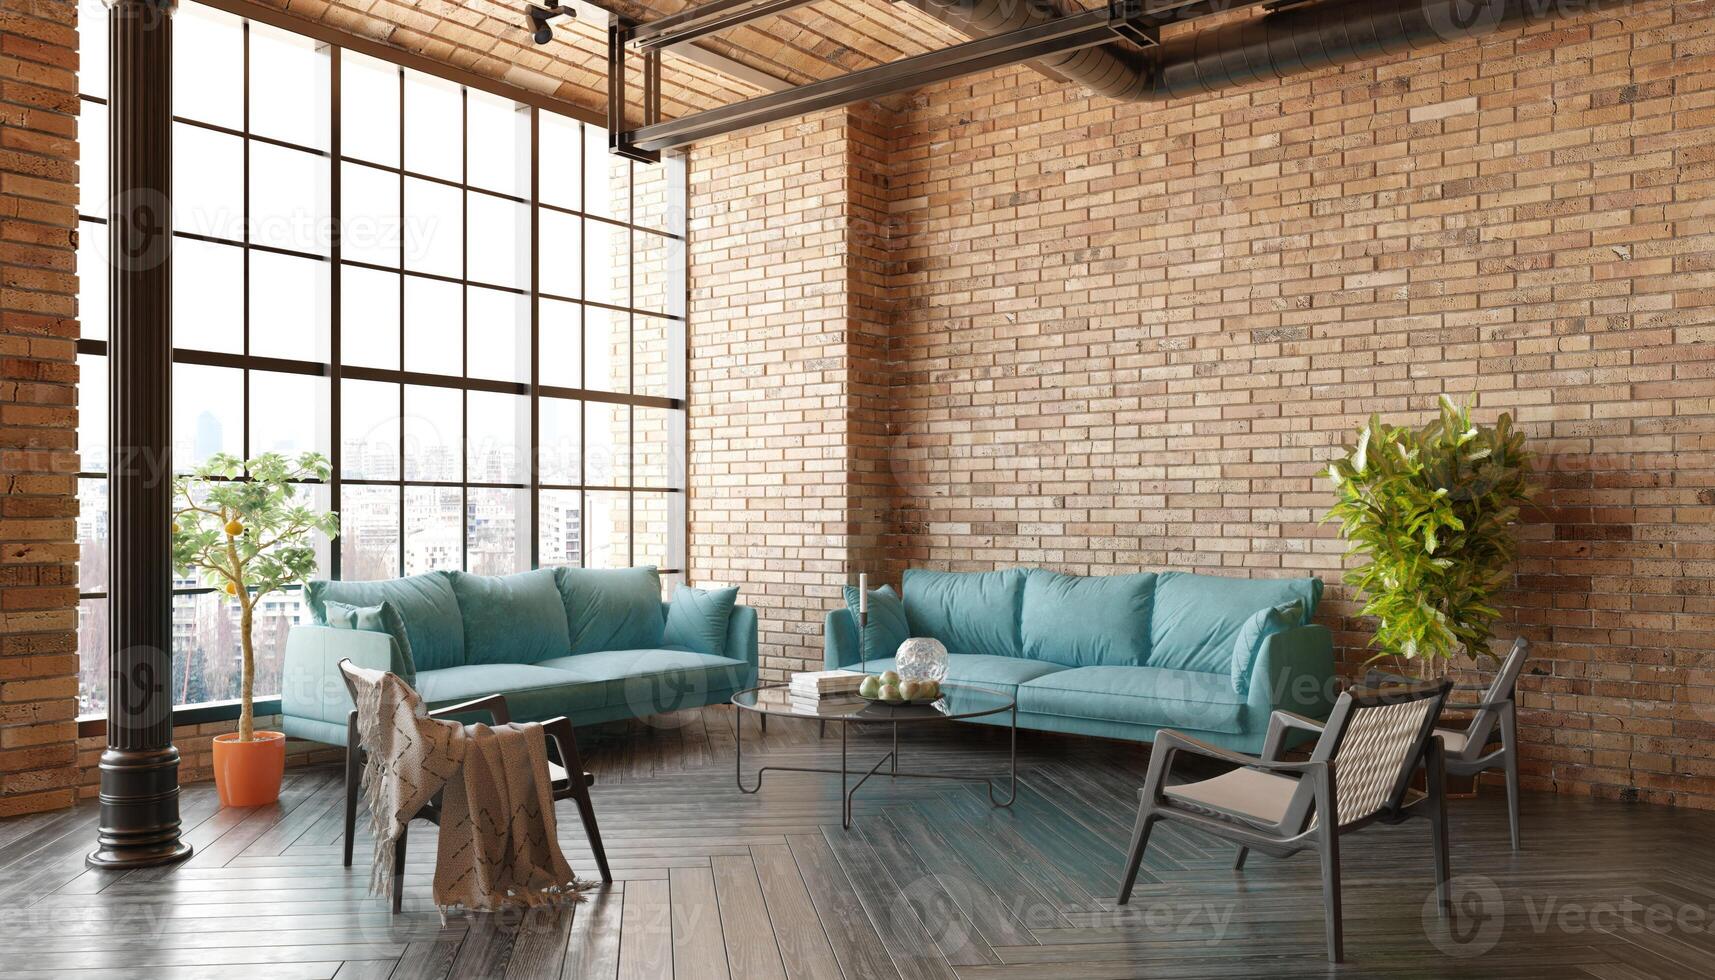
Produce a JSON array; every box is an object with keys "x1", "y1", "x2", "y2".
[
  {"x1": 689, "y1": 0, "x2": 1715, "y2": 809},
  {"x1": 686, "y1": 106, "x2": 901, "y2": 680},
  {"x1": 0, "y1": 0, "x2": 82, "y2": 817}
]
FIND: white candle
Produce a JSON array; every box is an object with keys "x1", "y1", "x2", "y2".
[{"x1": 858, "y1": 573, "x2": 868, "y2": 614}]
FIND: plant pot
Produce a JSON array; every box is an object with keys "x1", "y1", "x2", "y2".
[{"x1": 212, "y1": 731, "x2": 287, "y2": 807}]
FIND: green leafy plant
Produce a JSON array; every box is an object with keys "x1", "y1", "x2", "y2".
[
  {"x1": 1325, "y1": 395, "x2": 1534, "y2": 672},
  {"x1": 172, "y1": 452, "x2": 339, "y2": 741}
]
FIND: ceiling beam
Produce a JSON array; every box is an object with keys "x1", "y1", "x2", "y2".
[{"x1": 622, "y1": 4, "x2": 1146, "y2": 152}]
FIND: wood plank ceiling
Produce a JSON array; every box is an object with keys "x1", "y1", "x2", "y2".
[{"x1": 243, "y1": 0, "x2": 979, "y2": 120}]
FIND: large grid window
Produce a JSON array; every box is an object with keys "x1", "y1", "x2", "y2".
[{"x1": 75, "y1": 2, "x2": 688, "y2": 716}]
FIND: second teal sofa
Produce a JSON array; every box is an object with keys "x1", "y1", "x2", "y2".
[
  {"x1": 283, "y1": 566, "x2": 757, "y2": 747},
  {"x1": 825, "y1": 568, "x2": 1335, "y2": 754}
]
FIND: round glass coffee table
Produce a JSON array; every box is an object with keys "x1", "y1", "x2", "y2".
[{"x1": 731, "y1": 683, "x2": 1018, "y2": 828}]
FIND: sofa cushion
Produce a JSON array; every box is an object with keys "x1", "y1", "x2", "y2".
[
  {"x1": 416, "y1": 663, "x2": 605, "y2": 719},
  {"x1": 539, "y1": 649, "x2": 750, "y2": 715},
  {"x1": 1017, "y1": 666, "x2": 1248, "y2": 735},
  {"x1": 555, "y1": 566, "x2": 666, "y2": 655},
  {"x1": 902, "y1": 568, "x2": 1026, "y2": 660},
  {"x1": 1148, "y1": 572, "x2": 1322, "y2": 675},
  {"x1": 1021, "y1": 570, "x2": 1155, "y2": 667},
  {"x1": 856, "y1": 653, "x2": 1066, "y2": 702},
  {"x1": 307, "y1": 572, "x2": 465, "y2": 671},
  {"x1": 663, "y1": 584, "x2": 740, "y2": 658},
  {"x1": 323, "y1": 599, "x2": 416, "y2": 685},
  {"x1": 449, "y1": 568, "x2": 571, "y2": 665},
  {"x1": 842, "y1": 584, "x2": 909, "y2": 665},
  {"x1": 1230, "y1": 600, "x2": 1304, "y2": 694}
]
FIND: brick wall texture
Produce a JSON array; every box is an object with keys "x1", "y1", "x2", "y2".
[
  {"x1": 688, "y1": 0, "x2": 1715, "y2": 809},
  {"x1": 73, "y1": 718, "x2": 340, "y2": 799},
  {"x1": 0, "y1": 0, "x2": 81, "y2": 817}
]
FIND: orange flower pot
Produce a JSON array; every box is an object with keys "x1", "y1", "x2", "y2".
[{"x1": 212, "y1": 731, "x2": 287, "y2": 807}]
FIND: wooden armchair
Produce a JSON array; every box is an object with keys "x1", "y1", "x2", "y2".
[
  {"x1": 337, "y1": 661, "x2": 612, "y2": 912},
  {"x1": 1367, "y1": 637, "x2": 1529, "y2": 850},
  {"x1": 1117, "y1": 679, "x2": 1455, "y2": 963}
]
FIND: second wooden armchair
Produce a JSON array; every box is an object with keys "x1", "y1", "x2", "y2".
[{"x1": 1117, "y1": 679, "x2": 1456, "y2": 963}]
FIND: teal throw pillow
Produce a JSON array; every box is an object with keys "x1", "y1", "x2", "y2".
[
  {"x1": 1230, "y1": 600, "x2": 1304, "y2": 695},
  {"x1": 662, "y1": 584, "x2": 740, "y2": 657}
]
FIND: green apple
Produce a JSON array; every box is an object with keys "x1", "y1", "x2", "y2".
[
  {"x1": 899, "y1": 679, "x2": 924, "y2": 701},
  {"x1": 921, "y1": 680, "x2": 941, "y2": 700},
  {"x1": 880, "y1": 683, "x2": 902, "y2": 702},
  {"x1": 880, "y1": 670, "x2": 900, "y2": 687},
  {"x1": 858, "y1": 675, "x2": 881, "y2": 698}
]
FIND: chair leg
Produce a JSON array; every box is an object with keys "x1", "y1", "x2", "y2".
[
  {"x1": 1233, "y1": 846, "x2": 1248, "y2": 871},
  {"x1": 1115, "y1": 806, "x2": 1157, "y2": 905},
  {"x1": 392, "y1": 827, "x2": 408, "y2": 914},
  {"x1": 573, "y1": 786, "x2": 613, "y2": 883},
  {"x1": 343, "y1": 712, "x2": 361, "y2": 868},
  {"x1": 554, "y1": 723, "x2": 613, "y2": 884},
  {"x1": 1318, "y1": 831, "x2": 1342, "y2": 963},
  {"x1": 1501, "y1": 703, "x2": 1521, "y2": 851},
  {"x1": 1426, "y1": 742, "x2": 1451, "y2": 917},
  {"x1": 1314, "y1": 767, "x2": 1342, "y2": 963},
  {"x1": 760, "y1": 712, "x2": 767, "y2": 734}
]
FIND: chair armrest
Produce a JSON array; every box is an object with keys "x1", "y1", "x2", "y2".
[
  {"x1": 824, "y1": 607, "x2": 860, "y2": 670},
  {"x1": 1260, "y1": 709, "x2": 1326, "y2": 762},
  {"x1": 429, "y1": 694, "x2": 513, "y2": 725},
  {"x1": 1455, "y1": 695, "x2": 1516, "y2": 710},
  {"x1": 1156, "y1": 728, "x2": 1320, "y2": 776},
  {"x1": 283, "y1": 626, "x2": 411, "y2": 737},
  {"x1": 540, "y1": 716, "x2": 595, "y2": 788}
]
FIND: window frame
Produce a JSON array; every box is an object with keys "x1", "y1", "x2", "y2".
[{"x1": 75, "y1": 0, "x2": 690, "y2": 720}]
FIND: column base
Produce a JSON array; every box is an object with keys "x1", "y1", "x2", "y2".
[
  {"x1": 86, "y1": 745, "x2": 193, "y2": 869},
  {"x1": 86, "y1": 839, "x2": 193, "y2": 870}
]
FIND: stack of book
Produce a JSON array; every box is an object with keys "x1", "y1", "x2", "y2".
[{"x1": 788, "y1": 669, "x2": 865, "y2": 712}]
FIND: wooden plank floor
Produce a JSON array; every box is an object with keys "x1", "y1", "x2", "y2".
[{"x1": 4, "y1": 707, "x2": 1714, "y2": 979}]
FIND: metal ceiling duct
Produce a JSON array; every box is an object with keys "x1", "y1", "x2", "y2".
[{"x1": 913, "y1": 0, "x2": 1566, "y2": 101}]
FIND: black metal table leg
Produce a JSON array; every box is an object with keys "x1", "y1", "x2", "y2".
[{"x1": 731, "y1": 688, "x2": 1020, "y2": 827}]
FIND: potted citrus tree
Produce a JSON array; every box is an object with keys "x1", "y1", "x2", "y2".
[
  {"x1": 173, "y1": 451, "x2": 339, "y2": 806},
  {"x1": 1325, "y1": 395, "x2": 1533, "y2": 675}
]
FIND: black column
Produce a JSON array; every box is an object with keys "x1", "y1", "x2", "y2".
[{"x1": 89, "y1": 0, "x2": 191, "y2": 869}]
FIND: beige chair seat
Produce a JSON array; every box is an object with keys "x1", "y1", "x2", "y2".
[
  {"x1": 1166, "y1": 766, "x2": 1428, "y2": 830},
  {"x1": 1166, "y1": 768, "x2": 1301, "y2": 825},
  {"x1": 1434, "y1": 728, "x2": 1469, "y2": 754}
]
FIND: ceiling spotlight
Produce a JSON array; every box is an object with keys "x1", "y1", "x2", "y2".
[{"x1": 526, "y1": 1, "x2": 574, "y2": 44}]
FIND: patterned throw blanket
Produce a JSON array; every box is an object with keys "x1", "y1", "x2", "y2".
[{"x1": 343, "y1": 664, "x2": 590, "y2": 911}]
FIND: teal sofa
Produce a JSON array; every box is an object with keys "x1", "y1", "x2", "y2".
[
  {"x1": 283, "y1": 566, "x2": 757, "y2": 747},
  {"x1": 825, "y1": 568, "x2": 1335, "y2": 754}
]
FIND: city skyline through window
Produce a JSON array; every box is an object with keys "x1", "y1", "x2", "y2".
[{"x1": 75, "y1": 2, "x2": 687, "y2": 716}]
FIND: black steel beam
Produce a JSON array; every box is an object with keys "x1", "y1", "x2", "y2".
[
  {"x1": 630, "y1": 0, "x2": 822, "y2": 49},
  {"x1": 89, "y1": 0, "x2": 192, "y2": 871},
  {"x1": 621, "y1": 3, "x2": 1133, "y2": 153}
]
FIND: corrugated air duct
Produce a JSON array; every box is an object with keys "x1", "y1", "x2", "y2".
[{"x1": 911, "y1": 0, "x2": 1572, "y2": 101}]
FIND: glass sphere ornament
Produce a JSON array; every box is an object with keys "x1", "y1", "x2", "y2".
[{"x1": 894, "y1": 637, "x2": 949, "y2": 684}]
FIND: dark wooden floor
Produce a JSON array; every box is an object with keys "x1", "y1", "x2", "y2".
[{"x1": 3, "y1": 708, "x2": 1714, "y2": 979}]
